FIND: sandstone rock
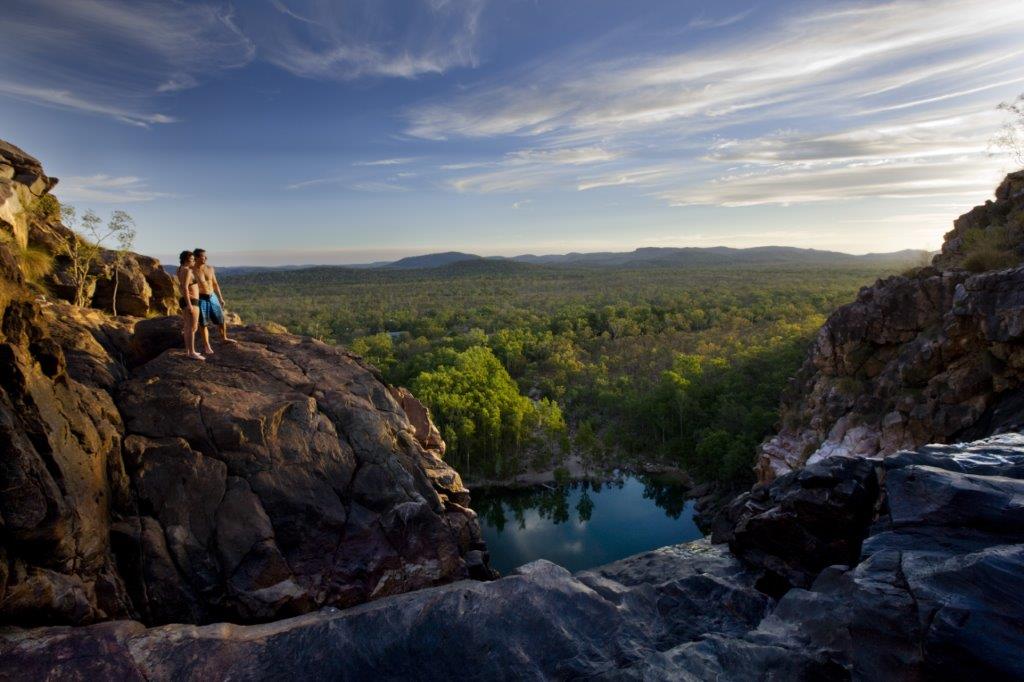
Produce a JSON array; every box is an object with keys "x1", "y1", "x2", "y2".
[
  {"x1": 0, "y1": 138, "x2": 492, "y2": 627},
  {"x1": 9, "y1": 432, "x2": 1019, "y2": 682},
  {"x1": 721, "y1": 455, "x2": 880, "y2": 596},
  {"x1": 0, "y1": 541, "x2": 773, "y2": 680},
  {"x1": 0, "y1": 140, "x2": 56, "y2": 249},
  {"x1": 0, "y1": 300, "x2": 133, "y2": 626},
  {"x1": 90, "y1": 251, "x2": 177, "y2": 317},
  {"x1": 759, "y1": 226, "x2": 1024, "y2": 483},
  {"x1": 755, "y1": 174, "x2": 1024, "y2": 484}
]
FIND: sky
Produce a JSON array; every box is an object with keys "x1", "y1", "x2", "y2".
[{"x1": 2, "y1": 0, "x2": 1023, "y2": 265}]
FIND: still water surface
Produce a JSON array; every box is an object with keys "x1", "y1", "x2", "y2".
[{"x1": 473, "y1": 474, "x2": 702, "y2": 575}]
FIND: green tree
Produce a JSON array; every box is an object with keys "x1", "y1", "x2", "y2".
[
  {"x1": 58, "y1": 205, "x2": 136, "y2": 308},
  {"x1": 411, "y1": 345, "x2": 565, "y2": 478},
  {"x1": 108, "y1": 210, "x2": 136, "y2": 316},
  {"x1": 994, "y1": 93, "x2": 1024, "y2": 166}
]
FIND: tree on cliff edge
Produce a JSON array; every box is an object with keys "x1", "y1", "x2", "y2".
[
  {"x1": 994, "y1": 93, "x2": 1024, "y2": 167},
  {"x1": 58, "y1": 204, "x2": 135, "y2": 309}
]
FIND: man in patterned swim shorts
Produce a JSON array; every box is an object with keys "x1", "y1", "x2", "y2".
[{"x1": 192, "y1": 248, "x2": 237, "y2": 354}]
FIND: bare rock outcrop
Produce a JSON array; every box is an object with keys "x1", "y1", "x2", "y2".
[
  {"x1": 0, "y1": 139, "x2": 491, "y2": 628},
  {"x1": 0, "y1": 140, "x2": 56, "y2": 250},
  {"x1": 0, "y1": 139, "x2": 177, "y2": 318},
  {"x1": 757, "y1": 172, "x2": 1024, "y2": 483},
  {"x1": 3, "y1": 435, "x2": 1021, "y2": 680}
]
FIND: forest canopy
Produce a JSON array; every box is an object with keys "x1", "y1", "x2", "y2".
[{"x1": 226, "y1": 261, "x2": 914, "y2": 483}]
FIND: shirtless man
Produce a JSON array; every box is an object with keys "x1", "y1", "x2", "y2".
[
  {"x1": 176, "y1": 251, "x2": 204, "y2": 361},
  {"x1": 192, "y1": 248, "x2": 236, "y2": 354}
]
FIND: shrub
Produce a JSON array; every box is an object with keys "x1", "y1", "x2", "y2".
[
  {"x1": 30, "y1": 194, "x2": 60, "y2": 221},
  {"x1": 961, "y1": 225, "x2": 1021, "y2": 273},
  {"x1": 19, "y1": 244, "x2": 53, "y2": 283}
]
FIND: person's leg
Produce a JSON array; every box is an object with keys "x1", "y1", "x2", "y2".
[
  {"x1": 191, "y1": 310, "x2": 206, "y2": 359},
  {"x1": 213, "y1": 293, "x2": 236, "y2": 344},
  {"x1": 184, "y1": 308, "x2": 204, "y2": 360},
  {"x1": 201, "y1": 325, "x2": 214, "y2": 354},
  {"x1": 198, "y1": 296, "x2": 215, "y2": 354},
  {"x1": 181, "y1": 310, "x2": 193, "y2": 355}
]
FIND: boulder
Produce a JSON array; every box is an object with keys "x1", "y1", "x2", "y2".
[
  {"x1": 721, "y1": 455, "x2": 880, "y2": 596},
  {"x1": 90, "y1": 251, "x2": 177, "y2": 317},
  {"x1": 0, "y1": 140, "x2": 56, "y2": 249},
  {"x1": 109, "y1": 327, "x2": 484, "y2": 624}
]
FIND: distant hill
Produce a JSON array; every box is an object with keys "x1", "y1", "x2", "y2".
[
  {"x1": 386, "y1": 252, "x2": 482, "y2": 269},
  {"x1": 213, "y1": 246, "x2": 930, "y2": 277},
  {"x1": 509, "y1": 246, "x2": 930, "y2": 267}
]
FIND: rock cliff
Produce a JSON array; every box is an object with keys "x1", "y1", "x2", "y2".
[
  {"x1": 0, "y1": 140, "x2": 176, "y2": 317},
  {"x1": 757, "y1": 171, "x2": 1024, "y2": 482},
  {"x1": 2, "y1": 140, "x2": 1022, "y2": 679},
  {"x1": 4, "y1": 435, "x2": 1022, "y2": 679},
  {"x1": 0, "y1": 140, "x2": 490, "y2": 628}
]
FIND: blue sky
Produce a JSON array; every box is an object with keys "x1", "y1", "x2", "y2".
[{"x1": 2, "y1": 0, "x2": 1023, "y2": 265}]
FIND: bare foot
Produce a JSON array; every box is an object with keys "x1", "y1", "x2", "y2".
[
  {"x1": 203, "y1": 346, "x2": 215, "y2": 355},
  {"x1": 222, "y1": 338, "x2": 238, "y2": 345},
  {"x1": 188, "y1": 352, "x2": 206, "y2": 361}
]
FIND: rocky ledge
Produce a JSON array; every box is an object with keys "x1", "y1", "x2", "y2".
[
  {"x1": 0, "y1": 138, "x2": 493, "y2": 630},
  {"x1": 3, "y1": 435, "x2": 1022, "y2": 680},
  {"x1": 757, "y1": 172, "x2": 1024, "y2": 483},
  {"x1": 2, "y1": 307, "x2": 491, "y2": 627}
]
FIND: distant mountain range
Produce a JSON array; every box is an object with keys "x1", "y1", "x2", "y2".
[
  {"x1": 384, "y1": 246, "x2": 929, "y2": 269},
  {"x1": 206, "y1": 246, "x2": 930, "y2": 276}
]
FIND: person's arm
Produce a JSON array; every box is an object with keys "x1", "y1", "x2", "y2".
[
  {"x1": 211, "y1": 267, "x2": 226, "y2": 306},
  {"x1": 182, "y1": 270, "x2": 196, "y2": 311}
]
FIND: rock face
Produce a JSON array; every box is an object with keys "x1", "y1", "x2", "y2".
[
  {"x1": 0, "y1": 138, "x2": 176, "y2": 318},
  {"x1": 714, "y1": 455, "x2": 880, "y2": 596},
  {"x1": 933, "y1": 170, "x2": 1024, "y2": 270},
  {"x1": 0, "y1": 302, "x2": 489, "y2": 627},
  {"x1": 757, "y1": 172, "x2": 1024, "y2": 483},
  {"x1": 0, "y1": 541, "x2": 775, "y2": 680},
  {"x1": 0, "y1": 140, "x2": 491, "y2": 629},
  {"x1": 0, "y1": 140, "x2": 56, "y2": 250},
  {"x1": 4, "y1": 435, "x2": 1022, "y2": 680}
]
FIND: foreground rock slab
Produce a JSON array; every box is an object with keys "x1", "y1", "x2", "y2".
[
  {"x1": 0, "y1": 542, "x2": 771, "y2": 681},
  {"x1": 3, "y1": 435, "x2": 1023, "y2": 680}
]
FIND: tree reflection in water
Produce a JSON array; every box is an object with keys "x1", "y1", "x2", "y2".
[{"x1": 473, "y1": 475, "x2": 689, "y2": 531}]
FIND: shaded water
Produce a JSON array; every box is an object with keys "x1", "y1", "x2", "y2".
[{"x1": 473, "y1": 474, "x2": 701, "y2": 575}]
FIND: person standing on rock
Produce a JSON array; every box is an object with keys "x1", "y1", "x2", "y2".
[
  {"x1": 176, "y1": 251, "x2": 205, "y2": 361},
  {"x1": 192, "y1": 248, "x2": 236, "y2": 354}
]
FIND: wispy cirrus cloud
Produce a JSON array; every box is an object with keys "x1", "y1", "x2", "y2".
[
  {"x1": 352, "y1": 158, "x2": 419, "y2": 167},
  {"x1": 0, "y1": 0, "x2": 253, "y2": 125},
  {"x1": 686, "y1": 9, "x2": 755, "y2": 31},
  {"x1": 407, "y1": 0, "x2": 1024, "y2": 141},
  {"x1": 252, "y1": 0, "x2": 486, "y2": 80},
  {"x1": 660, "y1": 157, "x2": 1003, "y2": 207},
  {"x1": 447, "y1": 146, "x2": 620, "y2": 192},
  {"x1": 0, "y1": 81, "x2": 178, "y2": 128},
  {"x1": 407, "y1": 0, "x2": 1024, "y2": 212},
  {"x1": 57, "y1": 175, "x2": 174, "y2": 203}
]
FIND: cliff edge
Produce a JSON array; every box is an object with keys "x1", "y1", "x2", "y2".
[
  {"x1": 757, "y1": 171, "x2": 1024, "y2": 483},
  {"x1": 0, "y1": 140, "x2": 490, "y2": 628}
]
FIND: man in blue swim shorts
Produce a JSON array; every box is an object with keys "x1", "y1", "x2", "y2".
[{"x1": 192, "y1": 248, "x2": 237, "y2": 354}]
